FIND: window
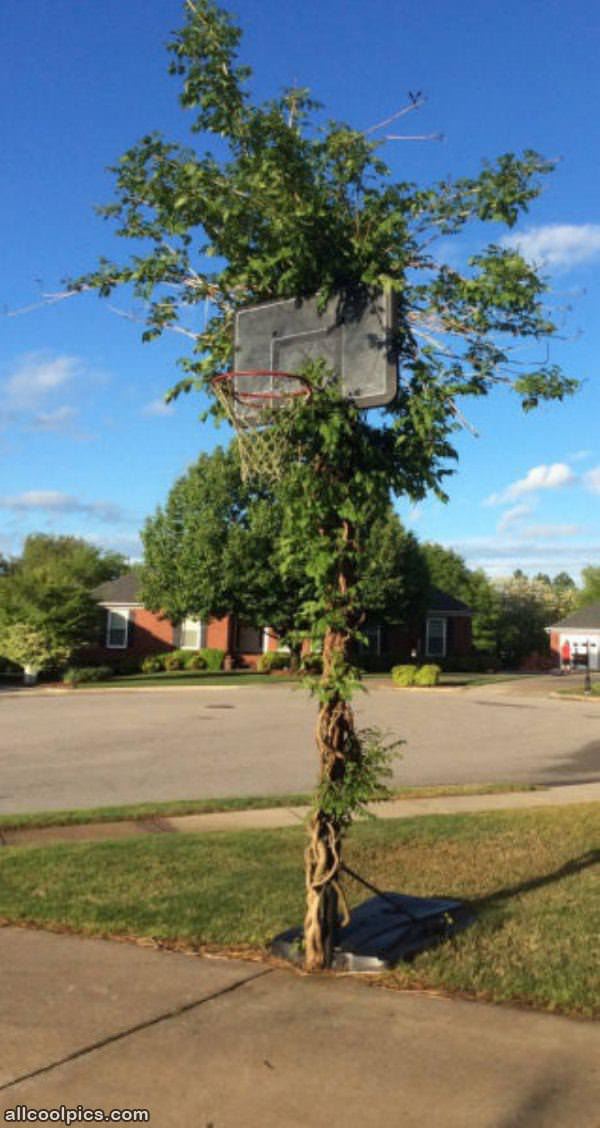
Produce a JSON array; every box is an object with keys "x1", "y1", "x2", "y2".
[
  {"x1": 179, "y1": 619, "x2": 205, "y2": 649},
  {"x1": 426, "y1": 617, "x2": 446, "y2": 658},
  {"x1": 106, "y1": 609, "x2": 129, "y2": 649},
  {"x1": 237, "y1": 623, "x2": 263, "y2": 654}
]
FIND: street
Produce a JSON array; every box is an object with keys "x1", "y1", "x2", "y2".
[{"x1": 2, "y1": 677, "x2": 599, "y2": 814}]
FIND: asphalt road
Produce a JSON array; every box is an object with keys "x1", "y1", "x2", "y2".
[{"x1": 1, "y1": 678, "x2": 599, "y2": 814}]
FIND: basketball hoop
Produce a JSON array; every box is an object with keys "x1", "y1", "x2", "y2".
[{"x1": 211, "y1": 369, "x2": 312, "y2": 482}]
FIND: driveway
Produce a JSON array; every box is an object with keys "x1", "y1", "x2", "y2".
[{"x1": 1, "y1": 679, "x2": 599, "y2": 814}]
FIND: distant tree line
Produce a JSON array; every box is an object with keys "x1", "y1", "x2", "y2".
[{"x1": 1, "y1": 466, "x2": 598, "y2": 679}]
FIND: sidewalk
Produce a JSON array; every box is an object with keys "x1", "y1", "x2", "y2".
[
  {"x1": 1, "y1": 926, "x2": 598, "y2": 1126},
  {"x1": 3, "y1": 780, "x2": 599, "y2": 847}
]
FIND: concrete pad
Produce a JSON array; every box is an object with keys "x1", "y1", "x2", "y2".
[
  {"x1": 0, "y1": 927, "x2": 265, "y2": 1088},
  {"x1": 167, "y1": 805, "x2": 308, "y2": 833},
  {"x1": 2, "y1": 955, "x2": 599, "y2": 1127}
]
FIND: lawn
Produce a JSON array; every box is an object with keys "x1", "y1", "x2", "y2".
[
  {"x1": 1, "y1": 805, "x2": 597, "y2": 1017},
  {"x1": 42, "y1": 669, "x2": 523, "y2": 690}
]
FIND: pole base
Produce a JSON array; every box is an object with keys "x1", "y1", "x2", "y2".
[{"x1": 271, "y1": 893, "x2": 474, "y2": 972}]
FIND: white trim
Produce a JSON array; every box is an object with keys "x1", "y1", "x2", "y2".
[
  {"x1": 98, "y1": 601, "x2": 142, "y2": 609},
  {"x1": 426, "y1": 616, "x2": 447, "y2": 658},
  {"x1": 106, "y1": 607, "x2": 130, "y2": 649}
]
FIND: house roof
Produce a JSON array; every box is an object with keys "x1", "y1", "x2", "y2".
[
  {"x1": 428, "y1": 587, "x2": 472, "y2": 615},
  {"x1": 93, "y1": 572, "x2": 473, "y2": 617},
  {"x1": 93, "y1": 572, "x2": 141, "y2": 605},
  {"x1": 549, "y1": 602, "x2": 600, "y2": 630}
]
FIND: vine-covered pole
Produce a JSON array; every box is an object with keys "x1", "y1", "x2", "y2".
[{"x1": 304, "y1": 517, "x2": 358, "y2": 970}]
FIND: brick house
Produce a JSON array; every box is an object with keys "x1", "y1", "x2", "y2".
[
  {"x1": 89, "y1": 574, "x2": 472, "y2": 669},
  {"x1": 89, "y1": 573, "x2": 284, "y2": 669},
  {"x1": 361, "y1": 588, "x2": 473, "y2": 666},
  {"x1": 547, "y1": 603, "x2": 600, "y2": 671}
]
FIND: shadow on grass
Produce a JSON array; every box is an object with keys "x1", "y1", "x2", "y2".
[{"x1": 470, "y1": 849, "x2": 599, "y2": 913}]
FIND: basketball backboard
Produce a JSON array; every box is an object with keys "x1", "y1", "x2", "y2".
[{"x1": 234, "y1": 289, "x2": 398, "y2": 408}]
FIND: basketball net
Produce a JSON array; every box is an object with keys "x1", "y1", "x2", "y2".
[{"x1": 211, "y1": 370, "x2": 311, "y2": 483}]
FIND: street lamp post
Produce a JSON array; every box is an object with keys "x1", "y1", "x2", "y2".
[{"x1": 583, "y1": 641, "x2": 596, "y2": 696}]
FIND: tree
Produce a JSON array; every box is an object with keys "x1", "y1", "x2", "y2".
[
  {"x1": 578, "y1": 566, "x2": 600, "y2": 608},
  {"x1": 142, "y1": 443, "x2": 430, "y2": 666},
  {"x1": 493, "y1": 572, "x2": 577, "y2": 666},
  {"x1": 0, "y1": 535, "x2": 121, "y2": 682},
  {"x1": 421, "y1": 543, "x2": 473, "y2": 604},
  {"x1": 74, "y1": 0, "x2": 577, "y2": 968},
  {"x1": 15, "y1": 534, "x2": 127, "y2": 589},
  {"x1": 141, "y1": 444, "x2": 314, "y2": 665}
]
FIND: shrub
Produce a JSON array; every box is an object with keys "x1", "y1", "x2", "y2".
[
  {"x1": 198, "y1": 647, "x2": 225, "y2": 672},
  {"x1": 257, "y1": 651, "x2": 291, "y2": 673},
  {"x1": 141, "y1": 656, "x2": 163, "y2": 673},
  {"x1": 113, "y1": 656, "x2": 142, "y2": 675},
  {"x1": 391, "y1": 664, "x2": 417, "y2": 687},
  {"x1": 413, "y1": 663, "x2": 441, "y2": 686},
  {"x1": 187, "y1": 652, "x2": 207, "y2": 670},
  {"x1": 163, "y1": 652, "x2": 183, "y2": 671},
  {"x1": 63, "y1": 665, "x2": 113, "y2": 687}
]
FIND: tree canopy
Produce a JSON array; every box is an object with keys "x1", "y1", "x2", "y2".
[
  {"x1": 76, "y1": 0, "x2": 576, "y2": 510},
  {"x1": 141, "y1": 441, "x2": 430, "y2": 653},
  {"x1": 577, "y1": 566, "x2": 600, "y2": 608},
  {"x1": 0, "y1": 535, "x2": 124, "y2": 676}
]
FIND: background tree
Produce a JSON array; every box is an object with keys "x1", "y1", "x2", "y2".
[
  {"x1": 141, "y1": 444, "x2": 314, "y2": 666},
  {"x1": 75, "y1": 0, "x2": 577, "y2": 968},
  {"x1": 142, "y1": 443, "x2": 430, "y2": 667},
  {"x1": 577, "y1": 566, "x2": 600, "y2": 608},
  {"x1": 0, "y1": 535, "x2": 123, "y2": 682},
  {"x1": 492, "y1": 572, "x2": 577, "y2": 666}
]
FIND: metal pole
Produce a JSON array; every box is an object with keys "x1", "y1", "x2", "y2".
[{"x1": 584, "y1": 641, "x2": 592, "y2": 696}]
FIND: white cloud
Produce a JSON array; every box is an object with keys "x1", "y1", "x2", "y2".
[
  {"x1": 87, "y1": 532, "x2": 143, "y2": 560},
  {"x1": 519, "y1": 524, "x2": 583, "y2": 541},
  {"x1": 29, "y1": 405, "x2": 78, "y2": 433},
  {"x1": 0, "y1": 491, "x2": 128, "y2": 524},
  {"x1": 4, "y1": 353, "x2": 83, "y2": 409},
  {"x1": 583, "y1": 466, "x2": 600, "y2": 495},
  {"x1": 450, "y1": 535, "x2": 600, "y2": 581},
  {"x1": 501, "y1": 224, "x2": 600, "y2": 271},
  {"x1": 569, "y1": 449, "x2": 593, "y2": 464},
  {"x1": 497, "y1": 504, "x2": 533, "y2": 533},
  {"x1": 142, "y1": 398, "x2": 174, "y2": 417},
  {"x1": 485, "y1": 463, "x2": 576, "y2": 506}
]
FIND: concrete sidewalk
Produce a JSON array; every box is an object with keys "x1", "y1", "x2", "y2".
[
  {"x1": 1, "y1": 926, "x2": 598, "y2": 1127},
  {"x1": 3, "y1": 780, "x2": 599, "y2": 847}
]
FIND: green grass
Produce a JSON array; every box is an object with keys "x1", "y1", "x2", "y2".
[
  {"x1": 1, "y1": 805, "x2": 597, "y2": 1016},
  {"x1": 43, "y1": 669, "x2": 523, "y2": 691},
  {"x1": 66, "y1": 669, "x2": 299, "y2": 689},
  {"x1": 0, "y1": 782, "x2": 538, "y2": 832}
]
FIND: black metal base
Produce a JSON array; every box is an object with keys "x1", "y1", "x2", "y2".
[{"x1": 271, "y1": 893, "x2": 475, "y2": 972}]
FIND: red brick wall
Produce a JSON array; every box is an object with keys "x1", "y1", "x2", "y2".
[
  {"x1": 550, "y1": 630, "x2": 561, "y2": 665},
  {"x1": 84, "y1": 606, "x2": 175, "y2": 667},
  {"x1": 206, "y1": 616, "x2": 232, "y2": 652}
]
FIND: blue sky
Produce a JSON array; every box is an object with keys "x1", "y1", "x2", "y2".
[{"x1": 2, "y1": 0, "x2": 599, "y2": 579}]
